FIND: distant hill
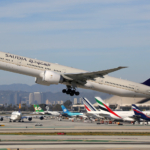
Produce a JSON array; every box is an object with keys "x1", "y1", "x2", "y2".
[
  {"x1": 0, "y1": 83, "x2": 65, "y2": 93},
  {"x1": 0, "y1": 84, "x2": 112, "y2": 104}
]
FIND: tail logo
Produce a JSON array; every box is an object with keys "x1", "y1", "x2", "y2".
[
  {"x1": 84, "y1": 104, "x2": 91, "y2": 111},
  {"x1": 35, "y1": 107, "x2": 42, "y2": 111},
  {"x1": 64, "y1": 109, "x2": 67, "y2": 112},
  {"x1": 96, "y1": 98, "x2": 122, "y2": 119}
]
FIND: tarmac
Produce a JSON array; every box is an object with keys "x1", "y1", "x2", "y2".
[{"x1": 0, "y1": 117, "x2": 150, "y2": 149}]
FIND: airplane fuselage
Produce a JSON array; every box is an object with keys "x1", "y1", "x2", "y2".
[
  {"x1": 10, "y1": 111, "x2": 22, "y2": 121},
  {"x1": 0, "y1": 51, "x2": 150, "y2": 98}
]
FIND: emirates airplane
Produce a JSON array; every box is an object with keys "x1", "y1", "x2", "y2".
[{"x1": 0, "y1": 51, "x2": 150, "y2": 98}]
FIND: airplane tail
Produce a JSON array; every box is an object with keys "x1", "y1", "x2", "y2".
[
  {"x1": 33, "y1": 104, "x2": 44, "y2": 113},
  {"x1": 61, "y1": 105, "x2": 70, "y2": 113},
  {"x1": 95, "y1": 97, "x2": 122, "y2": 119},
  {"x1": 82, "y1": 97, "x2": 97, "y2": 112},
  {"x1": 142, "y1": 78, "x2": 150, "y2": 86},
  {"x1": 132, "y1": 104, "x2": 150, "y2": 119},
  {"x1": 19, "y1": 98, "x2": 21, "y2": 112}
]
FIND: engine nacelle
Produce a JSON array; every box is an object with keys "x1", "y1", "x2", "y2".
[
  {"x1": 0, "y1": 117, "x2": 3, "y2": 121},
  {"x1": 35, "y1": 77, "x2": 51, "y2": 86},
  {"x1": 36, "y1": 71, "x2": 63, "y2": 85},
  {"x1": 28, "y1": 117, "x2": 32, "y2": 121},
  {"x1": 40, "y1": 116, "x2": 44, "y2": 120}
]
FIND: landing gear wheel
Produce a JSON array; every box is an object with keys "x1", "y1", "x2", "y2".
[
  {"x1": 75, "y1": 91, "x2": 80, "y2": 96},
  {"x1": 62, "y1": 89, "x2": 66, "y2": 93},
  {"x1": 66, "y1": 90, "x2": 70, "y2": 94},
  {"x1": 64, "y1": 86, "x2": 80, "y2": 96},
  {"x1": 68, "y1": 89, "x2": 71, "y2": 93},
  {"x1": 70, "y1": 92, "x2": 74, "y2": 96}
]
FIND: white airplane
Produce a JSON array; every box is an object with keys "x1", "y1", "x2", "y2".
[
  {"x1": 83, "y1": 97, "x2": 138, "y2": 122},
  {"x1": 94, "y1": 97, "x2": 148, "y2": 122},
  {"x1": 0, "y1": 51, "x2": 150, "y2": 99},
  {"x1": 33, "y1": 104, "x2": 60, "y2": 116},
  {"x1": 82, "y1": 97, "x2": 103, "y2": 118},
  {"x1": 8, "y1": 111, "x2": 32, "y2": 122},
  {"x1": 5, "y1": 103, "x2": 32, "y2": 122}
]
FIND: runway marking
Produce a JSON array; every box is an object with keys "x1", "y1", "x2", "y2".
[{"x1": 0, "y1": 139, "x2": 135, "y2": 143}]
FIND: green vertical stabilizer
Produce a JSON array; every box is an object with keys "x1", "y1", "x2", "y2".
[{"x1": 33, "y1": 104, "x2": 44, "y2": 112}]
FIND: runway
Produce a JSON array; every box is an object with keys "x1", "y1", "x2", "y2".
[
  {"x1": 0, "y1": 118, "x2": 150, "y2": 149},
  {"x1": 0, "y1": 118, "x2": 150, "y2": 133},
  {"x1": 1, "y1": 142, "x2": 150, "y2": 150}
]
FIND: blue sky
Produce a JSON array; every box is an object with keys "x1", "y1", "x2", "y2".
[{"x1": 0, "y1": 0, "x2": 150, "y2": 85}]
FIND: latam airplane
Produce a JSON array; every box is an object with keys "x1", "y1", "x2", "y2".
[{"x1": 0, "y1": 51, "x2": 150, "y2": 98}]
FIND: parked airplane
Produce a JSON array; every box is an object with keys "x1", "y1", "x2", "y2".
[
  {"x1": 8, "y1": 104, "x2": 32, "y2": 122},
  {"x1": 95, "y1": 97, "x2": 136, "y2": 122},
  {"x1": 132, "y1": 104, "x2": 150, "y2": 122},
  {"x1": 33, "y1": 104, "x2": 60, "y2": 116},
  {"x1": 61, "y1": 105, "x2": 87, "y2": 118},
  {"x1": 82, "y1": 97, "x2": 103, "y2": 118},
  {"x1": 0, "y1": 51, "x2": 150, "y2": 98}
]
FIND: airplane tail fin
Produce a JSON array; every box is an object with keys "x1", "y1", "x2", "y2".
[
  {"x1": 82, "y1": 97, "x2": 97, "y2": 112},
  {"x1": 132, "y1": 104, "x2": 146, "y2": 117},
  {"x1": 132, "y1": 104, "x2": 142, "y2": 115},
  {"x1": 45, "y1": 105, "x2": 49, "y2": 111},
  {"x1": 61, "y1": 105, "x2": 70, "y2": 113},
  {"x1": 131, "y1": 104, "x2": 150, "y2": 119},
  {"x1": 19, "y1": 98, "x2": 21, "y2": 113},
  {"x1": 142, "y1": 78, "x2": 150, "y2": 86},
  {"x1": 33, "y1": 104, "x2": 44, "y2": 112},
  {"x1": 95, "y1": 97, "x2": 122, "y2": 119}
]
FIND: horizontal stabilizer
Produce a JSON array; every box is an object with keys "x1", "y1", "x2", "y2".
[{"x1": 142, "y1": 78, "x2": 150, "y2": 86}]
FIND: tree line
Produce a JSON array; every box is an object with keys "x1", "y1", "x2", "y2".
[{"x1": 0, "y1": 100, "x2": 72, "y2": 111}]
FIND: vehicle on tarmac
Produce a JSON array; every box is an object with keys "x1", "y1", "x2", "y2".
[
  {"x1": 61, "y1": 105, "x2": 87, "y2": 118},
  {"x1": 1, "y1": 51, "x2": 150, "y2": 99},
  {"x1": 33, "y1": 104, "x2": 60, "y2": 116},
  {"x1": 132, "y1": 104, "x2": 150, "y2": 123}
]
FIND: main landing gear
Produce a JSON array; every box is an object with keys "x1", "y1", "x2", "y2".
[{"x1": 62, "y1": 88, "x2": 80, "y2": 96}]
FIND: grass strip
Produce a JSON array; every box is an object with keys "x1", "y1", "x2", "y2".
[{"x1": 0, "y1": 132, "x2": 150, "y2": 136}]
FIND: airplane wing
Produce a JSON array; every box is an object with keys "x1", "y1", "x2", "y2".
[
  {"x1": 21, "y1": 116, "x2": 28, "y2": 119},
  {"x1": 98, "y1": 113, "x2": 111, "y2": 117},
  {"x1": 85, "y1": 113, "x2": 104, "y2": 118},
  {"x1": 4, "y1": 116, "x2": 11, "y2": 119},
  {"x1": 62, "y1": 66, "x2": 127, "y2": 84}
]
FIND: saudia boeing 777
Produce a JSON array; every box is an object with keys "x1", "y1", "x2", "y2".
[{"x1": 0, "y1": 51, "x2": 150, "y2": 98}]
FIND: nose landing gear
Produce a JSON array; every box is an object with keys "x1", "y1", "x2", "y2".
[{"x1": 62, "y1": 88, "x2": 80, "y2": 96}]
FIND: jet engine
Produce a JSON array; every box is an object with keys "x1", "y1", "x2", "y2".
[
  {"x1": 40, "y1": 116, "x2": 44, "y2": 120},
  {"x1": 35, "y1": 71, "x2": 63, "y2": 85},
  {"x1": 28, "y1": 117, "x2": 32, "y2": 121},
  {"x1": 0, "y1": 117, "x2": 3, "y2": 121}
]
